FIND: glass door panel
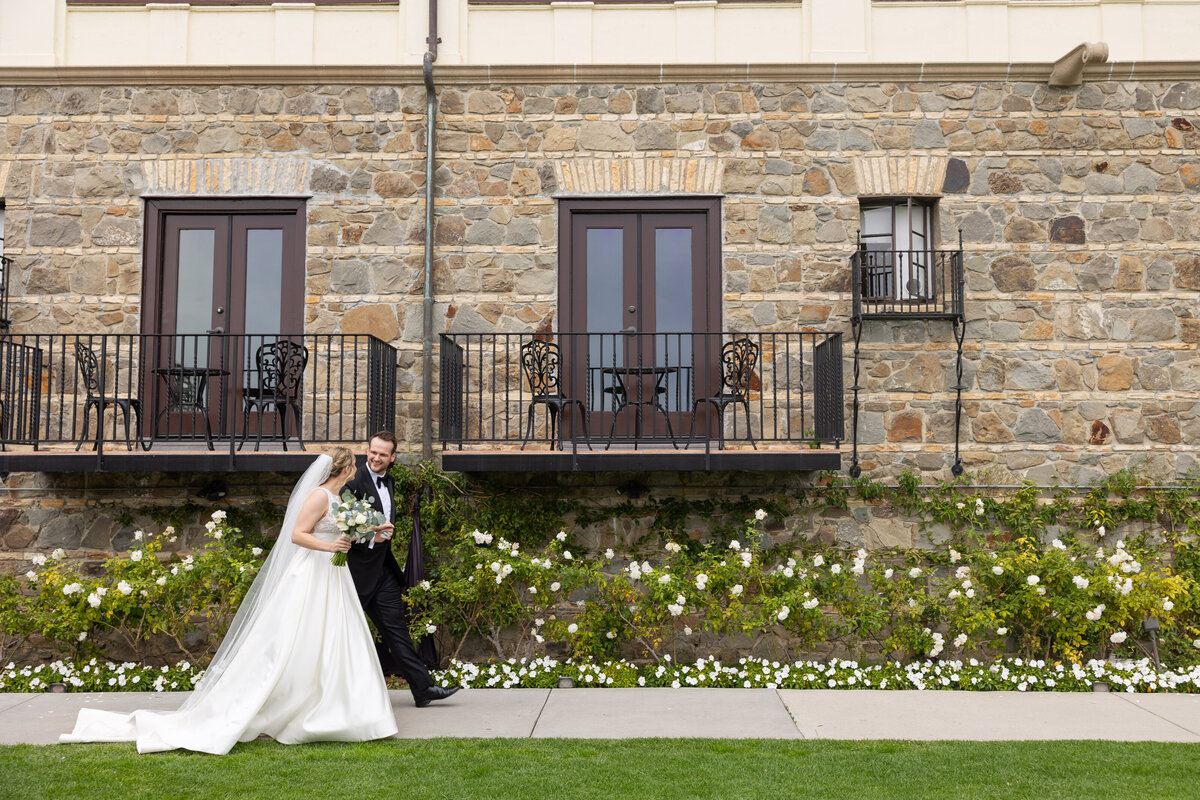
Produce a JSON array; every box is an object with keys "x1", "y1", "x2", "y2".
[
  {"x1": 153, "y1": 216, "x2": 229, "y2": 441},
  {"x1": 585, "y1": 227, "x2": 626, "y2": 412},
  {"x1": 228, "y1": 218, "x2": 300, "y2": 443},
  {"x1": 174, "y1": 228, "x2": 217, "y2": 368},
  {"x1": 896, "y1": 201, "x2": 931, "y2": 300},
  {"x1": 244, "y1": 229, "x2": 284, "y2": 333},
  {"x1": 570, "y1": 215, "x2": 635, "y2": 439},
  {"x1": 652, "y1": 227, "x2": 693, "y2": 413},
  {"x1": 641, "y1": 215, "x2": 706, "y2": 438},
  {"x1": 241, "y1": 227, "x2": 285, "y2": 392},
  {"x1": 859, "y1": 205, "x2": 895, "y2": 300}
]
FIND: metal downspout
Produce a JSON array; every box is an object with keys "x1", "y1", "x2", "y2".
[{"x1": 421, "y1": 1, "x2": 439, "y2": 460}]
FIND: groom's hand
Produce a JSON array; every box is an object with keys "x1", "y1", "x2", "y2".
[{"x1": 372, "y1": 522, "x2": 394, "y2": 544}]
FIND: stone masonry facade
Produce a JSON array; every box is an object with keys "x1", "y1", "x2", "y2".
[{"x1": 2, "y1": 76, "x2": 1200, "y2": 558}]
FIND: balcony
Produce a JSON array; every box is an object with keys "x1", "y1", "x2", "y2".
[
  {"x1": 0, "y1": 333, "x2": 396, "y2": 473},
  {"x1": 850, "y1": 244, "x2": 964, "y2": 322},
  {"x1": 438, "y1": 331, "x2": 844, "y2": 473}
]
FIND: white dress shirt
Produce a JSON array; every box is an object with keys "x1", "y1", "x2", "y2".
[
  {"x1": 368, "y1": 470, "x2": 391, "y2": 549},
  {"x1": 369, "y1": 469, "x2": 393, "y2": 521}
]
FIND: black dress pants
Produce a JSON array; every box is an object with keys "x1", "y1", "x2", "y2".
[{"x1": 364, "y1": 569, "x2": 433, "y2": 697}]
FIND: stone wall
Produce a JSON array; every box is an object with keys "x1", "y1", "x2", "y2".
[
  {"x1": 0, "y1": 466, "x2": 1167, "y2": 571},
  {"x1": 2, "y1": 78, "x2": 1200, "y2": 482},
  {"x1": 0, "y1": 469, "x2": 289, "y2": 568}
]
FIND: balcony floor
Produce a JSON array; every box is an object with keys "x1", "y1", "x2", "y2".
[
  {"x1": 440, "y1": 445, "x2": 841, "y2": 473},
  {"x1": 0, "y1": 443, "x2": 841, "y2": 475},
  {"x1": 0, "y1": 442, "x2": 321, "y2": 473}
]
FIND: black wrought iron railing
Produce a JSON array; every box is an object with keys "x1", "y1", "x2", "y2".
[
  {"x1": 0, "y1": 338, "x2": 42, "y2": 449},
  {"x1": 851, "y1": 240, "x2": 964, "y2": 320},
  {"x1": 0, "y1": 246, "x2": 11, "y2": 332},
  {"x1": 439, "y1": 331, "x2": 844, "y2": 452},
  {"x1": 847, "y1": 235, "x2": 967, "y2": 478},
  {"x1": 0, "y1": 333, "x2": 397, "y2": 452}
]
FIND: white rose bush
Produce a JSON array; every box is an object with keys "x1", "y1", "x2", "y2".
[
  {"x1": 2, "y1": 511, "x2": 263, "y2": 665},
  {"x1": 406, "y1": 509, "x2": 1192, "y2": 671},
  {"x1": 938, "y1": 539, "x2": 1187, "y2": 664},
  {"x1": 402, "y1": 528, "x2": 595, "y2": 662}
]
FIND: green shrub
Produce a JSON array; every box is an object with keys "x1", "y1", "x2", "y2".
[
  {"x1": 8, "y1": 466, "x2": 1200, "y2": 671},
  {"x1": 5, "y1": 513, "x2": 262, "y2": 663},
  {"x1": 406, "y1": 509, "x2": 1197, "y2": 666}
]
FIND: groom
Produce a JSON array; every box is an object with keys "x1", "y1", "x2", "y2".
[{"x1": 344, "y1": 430, "x2": 459, "y2": 708}]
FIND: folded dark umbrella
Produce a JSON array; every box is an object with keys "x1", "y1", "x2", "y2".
[{"x1": 404, "y1": 490, "x2": 440, "y2": 671}]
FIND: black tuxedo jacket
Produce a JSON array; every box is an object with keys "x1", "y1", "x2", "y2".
[{"x1": 343, "y1": 463, "x2": 404, "y2": 603}]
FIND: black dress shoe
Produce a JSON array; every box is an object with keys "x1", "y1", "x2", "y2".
[{"x1": 415, "y1": 685, "x2": 460, "y2": 708}]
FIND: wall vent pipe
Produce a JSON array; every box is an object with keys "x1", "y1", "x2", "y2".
[{"x1": 1049, "y1": 42, "x2": 1109, "y2": 86}]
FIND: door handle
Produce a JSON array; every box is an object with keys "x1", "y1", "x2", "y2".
[
  {"x1": 627, "y1": 305, "x2": 636, "y2": 314},
  {"x1": 206, "y1": 327, "x2": 224, "y2": 334}
]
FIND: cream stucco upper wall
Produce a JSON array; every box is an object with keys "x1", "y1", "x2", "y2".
[{"x1": 0, "y1": 0, "x2": 1197, "y2": 67}]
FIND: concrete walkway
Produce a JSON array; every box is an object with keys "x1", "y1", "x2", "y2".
[{"x1": 2, "y1": 688, "x2": 1199, "y2": 745}]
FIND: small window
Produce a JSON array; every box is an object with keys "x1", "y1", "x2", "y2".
[{"x1": 858, "y1": 198, "x2": 936, "y2": 301}]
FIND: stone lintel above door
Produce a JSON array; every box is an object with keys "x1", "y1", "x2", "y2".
[
  {"x1": 852, "y1": 156, "x2": 948, "y2": 198},
  {"x1": 143, "y1": 158, "x2": 312, "y2": 197},
  {"x1": 554, "y1": 157, "x2": 723, "y2": 196}
]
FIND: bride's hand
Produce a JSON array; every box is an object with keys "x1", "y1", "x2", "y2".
[{"x1": 330, "y1": 535, "x2": 352, "y2": 553}]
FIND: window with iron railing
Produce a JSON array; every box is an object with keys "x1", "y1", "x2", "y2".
[
  {"x1": 851, "y1": 197, "x2": 962, "y2": 320},
  {"x1": 858, "y1": 198, "x2": 936, "y2": 302}
]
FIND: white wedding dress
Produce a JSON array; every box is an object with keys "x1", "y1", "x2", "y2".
[{"x1": 60, "y1": 481, "x2": 398, "y2": 754}]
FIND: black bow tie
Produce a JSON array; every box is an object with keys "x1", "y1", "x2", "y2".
[{"x1": 376, "y1": 476, "x2": 388, "y2": 488}]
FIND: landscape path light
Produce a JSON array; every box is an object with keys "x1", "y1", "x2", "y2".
[{"x1": 1143, "y1": 617, "x2": 1161, "y2": 670}]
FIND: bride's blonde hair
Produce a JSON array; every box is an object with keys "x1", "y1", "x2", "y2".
[{"x1": 327, "y1": 446, "x2": 355, "y2": 478}]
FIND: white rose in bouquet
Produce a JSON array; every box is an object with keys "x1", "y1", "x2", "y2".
[{"x1": 329, "y1": 491, "x2": 387, "y2": 566}]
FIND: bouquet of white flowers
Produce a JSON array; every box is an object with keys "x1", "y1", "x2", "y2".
[{"x1": 329, "y1": 490, "x2": 386, "y2": 566}]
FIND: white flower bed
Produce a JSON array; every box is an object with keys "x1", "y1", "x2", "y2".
[
  {"x1": 7, "y1": 656, "x2": 1198, "y2": 694},
  {"x1": 1, "y1": 659, "x2": 203, "y2": 693},
  {"x1": 438, "y1": 656, "x2": 1200, "y2": 693}
]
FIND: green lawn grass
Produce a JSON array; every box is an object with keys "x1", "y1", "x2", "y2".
[{"x1": 2, "y1": 739, "x2": 1198, "y2": 800}]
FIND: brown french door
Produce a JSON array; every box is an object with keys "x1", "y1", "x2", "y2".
[
  {"x1": 143, "y1": 199, "x2": 305, "y2": 443},
  {"x1": 559, "y1": 198, "x2": 720, "y2": 445}
]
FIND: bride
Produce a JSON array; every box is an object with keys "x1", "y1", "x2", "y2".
[{"x1": 60, "y1": 448, "x2": 399, "y2": 754}]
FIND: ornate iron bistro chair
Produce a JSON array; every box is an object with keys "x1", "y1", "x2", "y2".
[
  {"x1": 686, "y1": 337, "x2": 760, "y2": 450},
  {"x1": 75, "y1": 341, "x2": 144, "y2": 451},
  {"x1": 519, "y1": 338, "x2": 591, "y2": 451},
  {"x1": 239, "y1": 339, "x2": 309, "y2": 451}
]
